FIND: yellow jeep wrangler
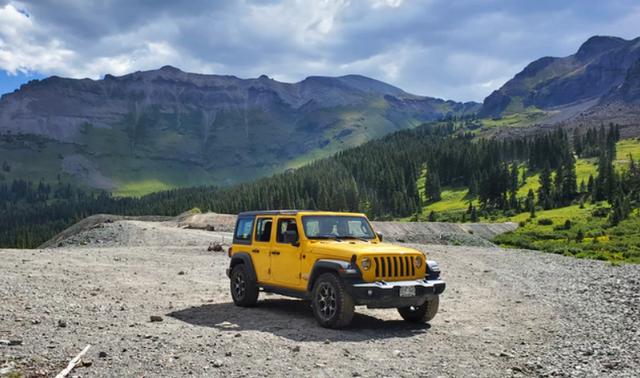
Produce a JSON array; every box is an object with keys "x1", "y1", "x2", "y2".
[{"x1": 226, "y1": 210, "x2": 445, "y2": 328}]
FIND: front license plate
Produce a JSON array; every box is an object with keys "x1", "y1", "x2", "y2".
[{"x1": 399, "y1": 286, "x2": 416, "y2": 297}]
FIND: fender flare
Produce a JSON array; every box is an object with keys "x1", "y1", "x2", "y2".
[
  {"x1": 306, "y1": 259, "x2": 354, "y2": 292},
  {"x1": 229, "y1": 252, "x2": 257, "y2": 282},
  {"x1": 427, "y1": 259, "x2": 441, "y2": 280}
]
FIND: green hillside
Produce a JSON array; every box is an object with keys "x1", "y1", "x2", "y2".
[
  {"x1": 418, "y1": 139, "x2": 640, "y2": 213},
  {"x1": 415, "y1": 138, "x2": 640, "y2": 263}
]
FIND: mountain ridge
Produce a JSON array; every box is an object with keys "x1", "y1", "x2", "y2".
[
  {"x1": 480, "y1": 35, "x2": 640, "y2": 118},
  {"x1": 0, "y1": 66, "x2": 479, "y2": 193}
]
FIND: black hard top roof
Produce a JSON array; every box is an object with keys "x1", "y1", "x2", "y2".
[{"x1": 237, "y1": 210, "x2": 316, "y2": 216}]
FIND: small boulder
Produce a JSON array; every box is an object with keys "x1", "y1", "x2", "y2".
[
  {"x1": 150, "y1": 315, "x2": 163, "y2": 322},
  {"x1": 208, "y1": 242, "x2": 224, "y2": 252}
]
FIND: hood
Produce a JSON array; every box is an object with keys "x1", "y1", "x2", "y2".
[{"x1": 306, "y1": 240, "x2": 423, "y2": 257}]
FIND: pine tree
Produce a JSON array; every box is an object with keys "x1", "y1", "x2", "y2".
[
  {"x1": 595, "y1": 149, "x2": 615, "y2": 202},
  {"x1": 425, "y1": 171, "x2": 441, "y2": 202},
  {"x1": 526, "y1": 189, "x2": 536, "y2": 218},
  {"x1": 470, "y1": 204, "x2": 478, "y2": 222},
  {"x1": 538, "y1": 166, "x2": 553, "y2": 209},
  {"x1": 509, "y1": 163, "x2": 519, "y2": 210},
  {"x1": 561, "y1": 155, "x2": 578, "y2": 204}
]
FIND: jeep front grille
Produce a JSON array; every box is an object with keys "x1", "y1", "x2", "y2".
[{"x1": 373, "y1": 255, "x2": 416, "y2": 279}]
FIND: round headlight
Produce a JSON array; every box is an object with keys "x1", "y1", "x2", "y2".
[
  {"x1": 414, "y1": 256, "x2": 423, "y2": 269},
  {"x1": 361, "y1": 257, "x2": 371, "y2": 271}
]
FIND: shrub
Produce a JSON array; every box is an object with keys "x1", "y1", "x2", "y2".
[
  {"x1": 554, "y1": 219, "x2": 573, "y2": 231},
  {"x1": 502, "y1": 209, "x2": 517, "y2": 217},
  {"x1": 537, "y1": 218, "x2": 553, "y2": 226},
  {"x1": 592, "y1": 207, "x2": 609, "y2": 218}
]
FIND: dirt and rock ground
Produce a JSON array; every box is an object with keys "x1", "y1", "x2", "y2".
[{"x1": 1, "y1": 219, "x2": 639, "y2": 377}]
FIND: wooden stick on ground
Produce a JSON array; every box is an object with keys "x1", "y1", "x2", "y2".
[{"x1": 55, "y1": 344, "x2": 92, "y2": 378}]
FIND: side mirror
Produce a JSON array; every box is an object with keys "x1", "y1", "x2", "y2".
[
  {"x1": 376, "y1": 232, "x2": 383, "y2": 242},
  {"x1": 283, "y1": 230, "x2": 299, "y2": 246}
]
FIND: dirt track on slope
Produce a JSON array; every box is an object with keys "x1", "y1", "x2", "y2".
[{"x1": 2, "y1": 221, "x2": 639, "y2": 377}]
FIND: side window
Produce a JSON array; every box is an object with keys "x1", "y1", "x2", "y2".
[
  {"x1": 277, "y1": 218, "x2": 299, "y2": 244},
  {"x1": 234, "y1": 217, "x2": 254, "y2": 244},
  {"x1": 254, "y1": 218, "x2": 273, "y2": 242}
]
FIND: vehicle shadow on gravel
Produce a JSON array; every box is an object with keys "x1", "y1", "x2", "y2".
[{"x1": 168, "y1": 299, "x2": 431, "y2": 342}]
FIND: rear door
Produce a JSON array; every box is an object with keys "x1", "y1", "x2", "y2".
[
  {"x1": 251, "y1": 216, "x2": 274, "y2": 283},
  {"x1": 270, "y1": 217, "x2": 302, "y2": 288}
]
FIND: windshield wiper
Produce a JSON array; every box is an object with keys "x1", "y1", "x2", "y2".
[
  {"x1": 336, "y1": 236, "x2": 371, "y2": 242},
  {"x1": 311, "y1": 234, "x2": 343, "y2": 242}
]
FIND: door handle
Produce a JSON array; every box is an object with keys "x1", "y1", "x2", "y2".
[
  {"x1": 271, "y1": 251, "x2": 280, "y2": 255},
  {"x1": 251, "y1": 249, "x2": 260, "y2": 253}
]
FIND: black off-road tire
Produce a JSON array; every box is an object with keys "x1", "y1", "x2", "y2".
[
  {"x1": 230, "y1": 264, "x2": 259, "y2": 307},
  {"x1": 311, "y1": 272, "x2": 354, "y2": 328},
  {"x1": 398, "y1": 296, "x2": 439, "y2": 323}
]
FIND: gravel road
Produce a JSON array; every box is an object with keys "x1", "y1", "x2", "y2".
[{"x1": 1, "y1": 221, "x2": 639, "y2": 377}]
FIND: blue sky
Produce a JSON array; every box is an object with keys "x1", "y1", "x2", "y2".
[
  {"x1": 0, "y1": 70, "x2": 43, "y2": 95},
  {"x1": 0, "y1": 0, "x2": 639, "y2": 101}
]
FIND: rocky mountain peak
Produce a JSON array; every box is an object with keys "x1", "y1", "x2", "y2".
[
  {"x1": 480, "y1": 35, "x2": 640, "y2": 118},
  {"x1": 575, "y1": 36, "x2": 627, "y2": 60},
  {"x1": 159, "y1": 65, "x2": 182, "y2": 73}
]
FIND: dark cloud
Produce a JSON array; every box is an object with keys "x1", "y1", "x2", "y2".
[{"x1": 1, "y1": 0, "x2": 638, "y2": 101}]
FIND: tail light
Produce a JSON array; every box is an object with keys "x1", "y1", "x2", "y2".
[{"x1": 227, "y1": 247, "x2": 232, "y2": 257}]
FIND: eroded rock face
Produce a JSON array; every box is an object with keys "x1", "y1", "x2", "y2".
[
  {"x1": 480, "y1": 36, "x2": 640, "y2": 118},
  {"x1": 617, "y1": 58, "x2": 640, "y2": 104},
  {"x1": 0, "y1": 67, "x2": 477, "y2": 142}
]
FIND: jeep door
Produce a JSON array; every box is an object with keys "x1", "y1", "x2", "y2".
[
  {"x1": 270, "y1": 217, "x2": 302, "y2": 288},
  {"x1": 252, "y1": 216, "x2": 274, "y2": 283}
]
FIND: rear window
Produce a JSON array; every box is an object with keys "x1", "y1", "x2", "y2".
[{"x1": 234, "y1": 217, "x2": 254, "y2": 244}]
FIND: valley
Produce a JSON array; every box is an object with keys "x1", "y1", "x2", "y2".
[{"x1": 2, "y1": 35, "x2": 640, "y2": 267}]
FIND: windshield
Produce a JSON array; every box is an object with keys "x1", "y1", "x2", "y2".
[{"x1": 302, "y1": 215, "x2": 376, "y2": 240}]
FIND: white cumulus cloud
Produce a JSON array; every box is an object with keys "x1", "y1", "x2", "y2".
[{"x1": 0, "y1": 0, "x2": 638, "y2": 101}]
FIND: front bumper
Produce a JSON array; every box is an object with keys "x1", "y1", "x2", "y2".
[{"x1": 346, "y1": 278, "x2": 446, "y2": 308}]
